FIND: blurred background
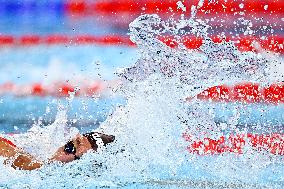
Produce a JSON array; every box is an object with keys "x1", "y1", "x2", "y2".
[{"x1": 0, "y1": 0, "x2": 283, "y2": 134}]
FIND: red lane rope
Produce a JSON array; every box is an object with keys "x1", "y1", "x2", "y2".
[
  {"x1": 0, "y1": 35, "x2": 283, "y2": 54},
  {"x1": 1, "y1": 82, "x2": 284, "y2": 104},
  {"x1": 0, "y1": 81, "x2": 106, "y2": 98},
  {"x1": 183, "y1": 133, "x2": 284, "y2": 156},
  {"x1": 160, "y1": 35, "x2": 284, "y2": 54},
  {"x1": 197, "y1": 83, "x2": 284, "y2": 104},
  {"x1": 0, "y1": 35, "x2": 134, "y2": 46},
  {"x1": 65, "y1": 0, "x2": 284, "y2": 15}
]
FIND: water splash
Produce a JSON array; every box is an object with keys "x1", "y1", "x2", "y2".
[
  {"x1": 1, "y1": 14, "x2": 283, "y2": 188},
  {"x1": 94, "y1": 14, "x2": 283, "y2": 186},
  {"x1": 10, "y1": 100, "x2": 79, "y2": 160}
]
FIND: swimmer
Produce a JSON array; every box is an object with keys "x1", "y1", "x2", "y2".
[{"x1": 0, "y1": 132, "x2": 115, "y2": 170}]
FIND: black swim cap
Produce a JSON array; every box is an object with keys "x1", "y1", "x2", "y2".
[{"x1": 83, "y1": 132, "x2": 115, "y2": 151}]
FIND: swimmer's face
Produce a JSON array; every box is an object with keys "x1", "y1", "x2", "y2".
[{"x1": 51, "y1": 133, "x2": 115, "y2": 163}]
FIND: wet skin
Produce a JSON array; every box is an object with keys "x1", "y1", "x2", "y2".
[{"x1": 0, "y1": 132, "x2": 115, "y2": 170}]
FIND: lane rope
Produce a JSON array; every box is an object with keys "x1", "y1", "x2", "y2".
[
  {"x1": 1, "y1": 1, "x2": 282, "y2": 15},
  {"x1": 88, "y1": 0, "x2": 284, "y2": 14},
  {"x1": 1, "y1": 81, "x2": 284, "y2": 104},
  {"x1": 183, "y1": 133, "x2": 284, "y2": 156},
  {"x1": 0, "y1": 35, "x2": 283, "y2": 54}
]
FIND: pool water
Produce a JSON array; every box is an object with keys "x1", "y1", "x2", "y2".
[
  {"x1": 0, "y1": 1, "x2": 283, "y2": 189},
  {"x1": 0, "y1": 40, "x2": 283, "y2": 189}
]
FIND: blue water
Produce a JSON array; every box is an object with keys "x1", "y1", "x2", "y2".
[
  {"x1": 0, "y1": 0, "x2": 126, "y2": 36},
  {"x1": 0, "y1": 45, "x2": 138, "y2": 83},
  {"x1": 0, "y1": 45, "x2": 138, "y2": 134}
]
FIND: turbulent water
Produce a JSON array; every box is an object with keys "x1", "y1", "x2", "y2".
[{"x1": 0, "y1": 14, "x2": 284, "y2": 189}]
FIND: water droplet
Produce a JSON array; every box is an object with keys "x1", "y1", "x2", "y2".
[{"x1": 264, "y1": 5, "x2": 268, "y2": 10}]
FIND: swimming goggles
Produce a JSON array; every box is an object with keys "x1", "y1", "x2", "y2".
[{"x1": 64, "y1": 141, "x2": 80, "y2": 160}]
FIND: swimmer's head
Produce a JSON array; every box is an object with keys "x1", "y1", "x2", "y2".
[{"x1": 51, "y1": 132, "x2": 115, "y2": 163}]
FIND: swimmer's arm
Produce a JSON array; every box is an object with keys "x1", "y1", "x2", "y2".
[
  {"x1": 9, "y1": 146, "x2": 78, "y2": 170},
  {"x1": 4, "y1": 153, "x2": 43, "y2": 170},
  {"x1": 1, "y1": 143, "x2": 42, "y2": 170},
  {"x1": 1, "y1": 138, "x2": 43, "y2": 170}
]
